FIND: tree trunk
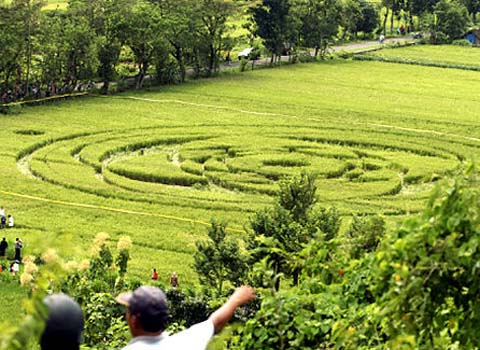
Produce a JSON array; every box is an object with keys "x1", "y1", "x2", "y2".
[
  {"x1": 293, "y1": 269, "x2": 299, "y2": 286},
  {"x1": 383, "y1": 8, "x2": 389, "y2": 36},
  {"x1": 390, "y1": 11, "x2": 394, "y2": 34},
  {"x1": 136, "y1": 62, "x2": 147, "y2": 89},
  {"x1": 101, "y1": 81, "x2": 109, "y2": 95},
  {"x1": 208, "y1": 43, "x2": 215, "y2": 76}
]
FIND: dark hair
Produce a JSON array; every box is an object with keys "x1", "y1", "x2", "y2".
[
  {"x1": 135, "y1": 310, "x2": 169, "y2": 333},
  {"x1": 41, "y1": 294, "x2": 84, "y2": 350}
]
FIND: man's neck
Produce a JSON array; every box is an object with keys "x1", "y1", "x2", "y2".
[{"x1": 132, "y1": 330, "x2": 163, "y2": 338}]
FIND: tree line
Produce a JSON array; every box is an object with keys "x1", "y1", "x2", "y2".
[{"x1": 0, "y1": 0, "x2": 477, "y2": 102}]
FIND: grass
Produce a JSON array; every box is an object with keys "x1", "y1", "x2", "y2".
[
  {"x1": 1, "y1": 58, "x2": 479, "y2": 286},
  {"x1": 0, "y1": 280, "x2": 27, "y2": 324},
  {"x1": 362, "y1": 44, "x2": 480, "y2": 68}
]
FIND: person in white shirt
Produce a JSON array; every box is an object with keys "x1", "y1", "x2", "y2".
[
  {"x1": 8, "y1": 215, "x2": 14, "y2": 228},
  {"x1": 11, "y1": 261, "x2": 19, "y2": 275},
  {"x1": 0, "y1": 207, "x2": 5, "y2": 217},
  {"x1": 116, "y1": 285, "x2": 256, "y2": 350}
]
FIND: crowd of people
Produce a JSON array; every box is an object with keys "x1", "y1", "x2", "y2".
[
  {"x1": 0, "y1": 81, "x2": 95, "y2": 104},
  {"x1": 41, "y1": 285, "x2": 255, "y2": 350},
  {"x1": 0, "y1": 236, "x2": 23, "y2": 275}
]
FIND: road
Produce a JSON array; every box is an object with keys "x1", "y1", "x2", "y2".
[{"x1": 221, "y1": 37, "x2": 413, "y2": 70}]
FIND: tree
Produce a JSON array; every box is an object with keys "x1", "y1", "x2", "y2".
[
  {"x1": 0, "y1": 0, "x2": 42, "y2": 92},
  {"x1": 160, "y1": 0, "x2": 201, "y2": 83},
  {"x1": 357, "y1": 0, "x2": 379, "y2": 36},
  {"x1": 342, "y1": 0, "x2": 363, "y2": 39},
  {"x1": 120, "y1": 0, "x2": 163, "y2": 89},
  {"x1": 62, "y1": 8, "x2": 99, "y2": 85},
  {"x1": 249, "y1": 172, "x2": 341, "y2": 289},
  {"x1": 436, "y1": 0, "x2": 471, "y2": 40},
  {"x1": 461, "y1": 0, "x2": 480, "y2": 22},
  {"x1": 193, "y1": 221, "x2": 248, "y2": 295},
  {"x1": 197, "y1": 0, "x2": 236, "y2": 76},
  {"x1": 291, "y1": 0, "x2": 342, "y2": 58},
  {"x1": 429, "y1": 0, "x2": 471, "y2": 43},
  {"x1": 250, "y1": 0, "x2": 296, "y2": 63},
  {"x1": 409, "y1": 0, "x2": 441, "y2": 15},
  {"x1": 37, "y1": 11, "x2": 66, "y2": 86},
  {"x1": 68, "y1": 0, "x2": 131, "y2": 93}
]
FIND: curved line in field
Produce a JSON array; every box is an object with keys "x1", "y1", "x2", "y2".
[
  {"x1": 0, "y1": 189, "x2": 245, "y2": 234},
  {"x1": 103, "y1": 95, "x2": 480, "y2": 144}
]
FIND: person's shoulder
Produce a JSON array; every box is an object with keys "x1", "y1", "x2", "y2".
[{"x1": 166, "y1": 320, "x2": 214, "y2": 345}]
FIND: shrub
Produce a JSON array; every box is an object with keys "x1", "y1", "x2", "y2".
[{"x1": 452, "y1": 39, "x2": 472, "y2": 46}]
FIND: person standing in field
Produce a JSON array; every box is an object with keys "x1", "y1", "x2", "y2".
[
  {"x1": 170, "y1": 272, "x2": 178, "y2": 288},
  {"x1": 0, "y1": 206, "x2": 5, "y2": 218},
  {"x1": 151, "y1": 268, "x2": 158, "y2": 281},
  {"x1": 0, "y1": 215, "x2": 5, "y2": 229},
  {"x1": 116, "y1": 285, "x2": 255, "y2": 350},
  {"x1": 7, "y1": 215, "x2": 14, "y2": 228},
  {"x1": 0, "y1": 237, "x2": 7, "y2": 257},
  {"x1": 14, "y1": 238, "x2": 22, "y2": 262}
]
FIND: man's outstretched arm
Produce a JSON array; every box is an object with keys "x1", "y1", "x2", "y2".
[{"x1": 209, "y1": 286, "x2": 256, "y2": 334}]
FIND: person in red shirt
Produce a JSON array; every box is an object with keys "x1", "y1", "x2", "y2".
[{"x1": 151, "y1": 268, "x2": 158, "y2": 281}]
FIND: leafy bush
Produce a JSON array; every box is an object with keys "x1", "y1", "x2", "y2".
[
  {"x1": 234, "y1": 165, "x2": 480, "y2": 350},
  {"x1": 452, "y1": 39, "x2": 472, "y2": 46}
]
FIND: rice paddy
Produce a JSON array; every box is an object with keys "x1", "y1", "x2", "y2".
[{"x1": 1, "y1": 58, "x2": 479, "y2": 284}]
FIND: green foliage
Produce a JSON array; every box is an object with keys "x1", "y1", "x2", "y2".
[
  {"x1": 194, "y1": 221, "x2": 248, "y2": 294},
  {"x1": 434, "y1": 0, "x2": 471, "y2": 41},
  {"x1": 419, "y1": 0, "x2": 471, "y2": 43},
  {"x1": 233, "y1": 166, "x2": 480, "y2": 350},
  {"x1": 277, "y1": 172, "x2": 316, "y2": 222},
  {"x1": 291, "y1": 0, "x2": 342, "y2": 58},
  {"x1": 250, "y1": 0, "x2": 295, "y2": 61},
  {"x1": 249, "y1": 172, "x2": 341, "y2": 288},
  {"x1": 166, "y1": 288, "x2": 211, "y2": 328},
  {"x1": 310, "y1": 206, "x2": 341, "y2": 241},
  {"x1": 346, "y1": 214, "x2": 385, "y2": 259},
  {"x1": 370, "y1": 165, "x2": 480, "y2": 348}
]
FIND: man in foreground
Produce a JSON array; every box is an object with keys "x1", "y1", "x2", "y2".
[
  {"x1": 117, "y1": 285, "x2": 255, "y2": 350},
  {"x1": 40, "y1": 294, "x2": 84, "y2": 350}
]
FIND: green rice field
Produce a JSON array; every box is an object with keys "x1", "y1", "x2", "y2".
[
  {"x1": 1, "y1": 59, "x2": 479, "y2": 285},
  {"x1": 365, "y1": 44, "x2": 480, "y2": 68}
]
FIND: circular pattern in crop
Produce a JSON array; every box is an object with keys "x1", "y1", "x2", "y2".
[{"x1": 20, "y1": 118, "x2": 469, "y2": 216}]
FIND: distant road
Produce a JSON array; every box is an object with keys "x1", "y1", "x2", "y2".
[
  {"x1": 330, "y1": 37, "x2": 411, "y2": 52},
  {"x1": 95, "y1": 37, "x2": 413, "y2": 90},
  {"x1": 221, "y1": 37, "x2": 413, "y2": 70}
]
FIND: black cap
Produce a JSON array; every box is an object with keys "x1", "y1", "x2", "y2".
[
  {"x1": 116, "y1": 286, "x2": 169, "y2": 332},
  {"x1": 41, "y1": 294, "x2": 84, "y2": 350}
]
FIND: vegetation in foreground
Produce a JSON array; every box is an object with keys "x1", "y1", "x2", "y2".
[{"x1": 1, "y1": 165, "x2": 480, "y2": 350}]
